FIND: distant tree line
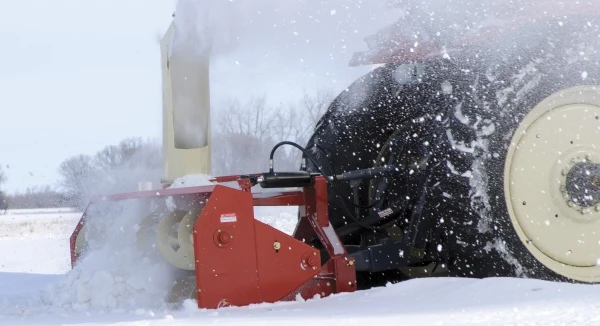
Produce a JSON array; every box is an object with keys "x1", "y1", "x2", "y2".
[
  {"x1": 7, "y1": 186, "x2": 68, "y2": 209},
  {"x1": 0, "y1": 138, "x2": 161, "y2": 211},
  {"x1": 57, "y1": 137, "x2": 162, "y2": 209},
  {"x1": 1, "y1": 89, "x2": 333, "y2": 211},
  {"x1": 0, "y1": 166, "x2": 6, "y2": 212}
]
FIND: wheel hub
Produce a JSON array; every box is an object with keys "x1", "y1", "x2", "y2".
[
  {"x1": 565, "y1": 161, "x2": 600, "y2": 209},
  {"x1": 551, "y1": 150, "x2": 600, "y2": 222}
]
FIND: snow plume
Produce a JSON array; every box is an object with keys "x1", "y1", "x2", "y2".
[
  {"x1": 171, "y1": 1, "x2": 242, "y2": 57},
  {"x1": 170, "y1": 0, "x2": 399, "y2": 113},
  {"x1": 470, "y1": 137, "x2": 493, "y2": 234},
  {"x1": 1, "y1": 199, "x2": 181, "y2": 315},
  {"x1": 0, "y1": 144, "x2": 175, "y2": 315},
  {"x1": 171, "y1": 0, "x2": 394, "y2": 57},
  {"x1": 62, "y1": 139, "x2": 162, "y2": 210},
  {"x1": 386, "y1": 1, "x2": 597, "y2": 39}
]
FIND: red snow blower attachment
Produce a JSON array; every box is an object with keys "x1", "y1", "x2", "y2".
[{"x1": 70, "y1": 169, "x2": 358, "y2": 309}]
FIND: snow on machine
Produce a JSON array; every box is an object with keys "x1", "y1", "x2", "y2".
[{"x1": 71, "y1": 1, "x2": 600, "y2": 309}]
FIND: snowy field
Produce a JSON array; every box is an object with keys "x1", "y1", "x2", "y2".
[{"x1": 1, "y1": 208, "x2": 600, "y2": 325}]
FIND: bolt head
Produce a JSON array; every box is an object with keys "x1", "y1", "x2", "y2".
[
  {"x1": 219, "y1": 232, "x2": 231, "y2": 243},
  {"x1": 273, "y1": 242, "x2": 281, "y2": 250}
]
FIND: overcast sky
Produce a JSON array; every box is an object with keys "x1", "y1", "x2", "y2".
[{"x1": 0, "y1": 0, "x2": 397, "y2": 193}]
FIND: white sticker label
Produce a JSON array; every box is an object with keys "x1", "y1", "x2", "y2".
[
  {"x1": 377, "y1": 208, "x2": 393, "y2": 218},
  {"x1": 220, "y1": 213, "x2": 237, "y2": 223}
]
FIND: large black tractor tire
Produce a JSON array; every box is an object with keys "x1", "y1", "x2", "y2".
[
  {"x1": 305, "y1": 59, "x2": 481, "y2": 280},
  {"x1": 451, "y1": 19, "x2": 600, "y2": 283},
  {"x1": 307, "y1": 16, "x2": 600, "y2": 284},
  {"x1": 304, "y1": 60, "x2": 474, "y2": 234}
]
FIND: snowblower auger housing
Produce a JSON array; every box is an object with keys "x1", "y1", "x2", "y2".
[{"x1": 70, "y1": 174, "x2": 357, "y2": 309}]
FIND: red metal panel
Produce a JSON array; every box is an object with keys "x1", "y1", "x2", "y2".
[
  {"x1": 252, "y1": 191, "x2": 305, "y2": 206},
  {"x1": 69, "y1": 213, "x2": 86, "y2": 268},
  {"x1": 281, "y1": 277, "x2": 336, "y2": 301},
  {"x1": 314, "y1": 177, "x2": 330, "y2": 227},
  {"x1": 300, "y1": 177, "x2": 357, "y2": 296},
  {"x1": 192, "y1": 185, "x2": 321, "y2": 308},
  {"x1": 193, "y1": 185, "x2": 261, "y2": 308},
  {"x1": 254, "y1": 220, "x2": 322, "y2": 303},
  {"x1": 333, "y1": 257, "x2": 357, "y2": 292}
]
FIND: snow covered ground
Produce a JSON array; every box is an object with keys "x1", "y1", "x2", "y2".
[
  {"x1": 1, "y1": 208, "x2": 600, "y2": 325},
  {"x1": 0, "y1": 208, "x2": 80, "y2": 274}
]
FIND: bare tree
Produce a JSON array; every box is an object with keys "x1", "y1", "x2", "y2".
[
  {"x1": 212, "y1": 89, "x2": 334, "y2": 175},
  {"x1": 217, "y1": 96, "x2": 275, "y2": 140},
  {"x1": 0, "y1": 192, "x2": 6, "y2": 213},
  {"x1": 8, "y1": 186, "x2": 67, "y2": 209},
  {"x1": 0, "y1": 165, "x2": 6, "y2": 188},
  {"x1": 0, "y1": 164, "x2": 6, "y2": 212},
  {"x1": 268, "y1": 89, "x2": 335, "y2": 170},
  {"x1": 300, "y1": 88, "x2": 335, "y2": 132},
  {"x1": 58, "y1": 138, "x2": 162, "y2": 209},
  {"x1": 58, "y1": 154, "x2": 98, "y2": 208},
  {"x1": 212, "y1": 96, "x2": 277, "y2": 175},
  {"x1": 95, "y1": 138, "x2": 161, "y2": 171},
  {"x1": 0, "y1": 166, "x2": 6, "y2": 211}
]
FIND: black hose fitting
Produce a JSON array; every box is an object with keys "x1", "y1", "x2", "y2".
[{"x1": 259, "y1": 172, "x2": 315, "y2": 189}]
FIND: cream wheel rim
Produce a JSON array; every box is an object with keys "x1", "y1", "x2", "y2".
[
  {"x1": 504, "y1": 85, "x2": 600, "y2": 282},
  {"x1": 157, "y1": 210, "x2": 195, "y2": 270},
  {"x1": 177, "y1": 209, "x2": 201, "y2": 263}
]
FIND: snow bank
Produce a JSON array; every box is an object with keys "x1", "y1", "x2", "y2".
[
  {"x1": 6, "y1": 275, "x2": 600, "y2": 325},
  {"x1": 253, "y1": 206, "x2": 298, "y2": 235},
  {"x1": 0, "y1": 210, "x2": 81, "y2": 274},
  {"x1": 27, "y1": 199, "x2": 179, "y2": 313}
]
